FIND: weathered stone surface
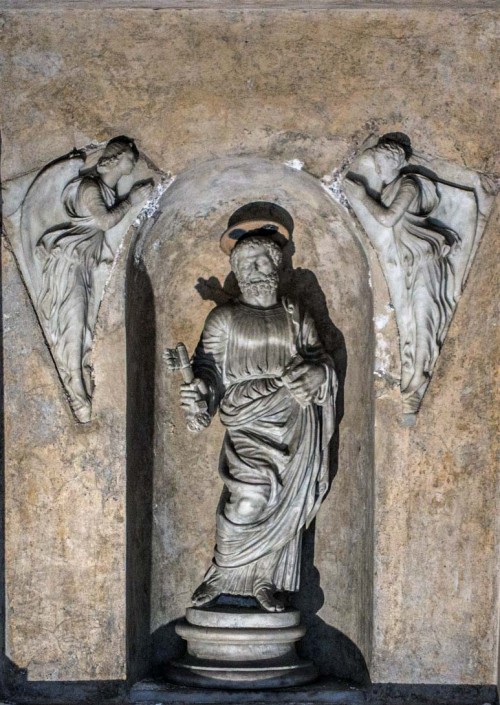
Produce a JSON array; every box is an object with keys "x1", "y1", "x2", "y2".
[
  {"x1": 0, "y1": 4, "x2": 498, "y2": 691},
  {"x1": 1, "y1": 9, "x2": 498, "y2": 183},
  {"x1": 371, "y1": 201, "x2": 500, "y2": 684},
  {"x1": 1, "y1": 0, "x2": 498, "y2": 8},
  {"x1": 3, "y1": 240, "x2": 128, "y2": 680}
]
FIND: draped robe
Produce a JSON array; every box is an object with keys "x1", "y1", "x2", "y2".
[
  {"x1": 381, "y1": 173, "x2": 457, "y2": 409},
  {"x1": 36, "y1": 173, "x2": 131, "y2": 416},
  {"x1": 192, "y1": 297, "x2": 337, "y2": 595}
]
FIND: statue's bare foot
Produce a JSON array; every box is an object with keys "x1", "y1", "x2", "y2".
[
  {"x1": 191, "y1": 581, "x2": 220, "y2": 607},
  {"x1": 254, "y1": 583, "x2": 285, "y2": 612}
]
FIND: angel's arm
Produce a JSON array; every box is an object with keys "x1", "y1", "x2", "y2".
[
  {"x1": 79, "y1": 180, "x2": 132, "y2": 231},
  {"x1": 346, "y1": 176, "x2": 418, "y2": 228}
]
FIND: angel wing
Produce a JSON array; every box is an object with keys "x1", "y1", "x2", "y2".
[{"x1": 19, "y1": 152, "x2": 86, "y2": 300}]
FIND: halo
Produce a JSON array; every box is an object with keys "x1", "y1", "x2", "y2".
[{"x1": 220, "y1": 202, "x2": 294, "y2": 255}]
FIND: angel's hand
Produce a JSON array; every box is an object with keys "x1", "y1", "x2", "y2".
[
  {"x1": 343, "y1": 177, "x2": 366, "y2": 200},
  {"x1": 129, "y1": 180, "x2": 154, "y2": 206}
]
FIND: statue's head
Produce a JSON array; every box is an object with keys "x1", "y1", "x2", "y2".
[
  {"x1": 230, "y1": 234, "x2": 283, "y2": 298},
  {"x1": 220, "y1": 202, "x2": 292, "y2": 299},
  {"x1": 372, "y1": 132, "x2": 412, "y2": 183},
  {"x1": 96, "y1": 136, "x2": 140, "y2": 177}
]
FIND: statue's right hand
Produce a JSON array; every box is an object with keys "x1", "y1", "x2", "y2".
[{"x1": 180, "y1": 378, "x2": 208, "y2": 415}]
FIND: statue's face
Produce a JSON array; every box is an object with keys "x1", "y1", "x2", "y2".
[
  {"x1": 234, "y1": 243, "x2": 277, "y2": 283},
  {"x1": 232, "y1": 241, "x2": 280, "y2": 299}
]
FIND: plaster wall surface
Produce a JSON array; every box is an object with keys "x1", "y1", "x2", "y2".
[
  {"x1": 2, "y1": 241, "x2": 129, "y2": 681},
  {"x1": 1, "y1": 1, "x2": 498, "y2": 8},
  {"x1": 370, "y1": 203, "x2": 500, "y2": 683},
  {"x1": 0, "y1": 4, "x2": 498, "y2": 688}
]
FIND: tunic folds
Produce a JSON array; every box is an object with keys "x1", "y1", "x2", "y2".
[{"x1": 192, "y1": 298, "x2": 337, "y2": 594}]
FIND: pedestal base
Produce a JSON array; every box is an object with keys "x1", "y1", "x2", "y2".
[
  {"x1": 165, "y1": 606, "x2": 318, "y2": 689},
  {"x1": 131, "y1": 677, "x2": 365, "y2": 704}
]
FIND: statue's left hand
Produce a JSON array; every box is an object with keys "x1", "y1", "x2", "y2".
[{"x1": 283, "y1": 360, "x2": 326, "y2": 407}]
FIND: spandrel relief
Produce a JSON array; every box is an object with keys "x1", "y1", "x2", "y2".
[
  {"x1": 3, "y1": 136, "x2": 162, "y2": 422},
  {"x1": 342, "y1": 132, "x2": 496, "y2": 418}
]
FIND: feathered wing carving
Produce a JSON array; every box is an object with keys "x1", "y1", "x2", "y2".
[
  {"x1": 20, "y1": 154, "x2": 85, "y2": 293},
  {"x1": 342, "y1": 133, "x2": 496, "y2": 419}
]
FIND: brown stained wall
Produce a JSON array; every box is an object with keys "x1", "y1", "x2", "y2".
[
  {"x1": 2, "y1": 240, "x2": 128, "y2": 681},
  {"x1": 372, "y1": 204, "x2": 500, "y2": 683},
  {"x1": 0, "y1": 5, "x2": 498, "y2": 686},
  {"x1": 0, "y1": 9, "x2": 498, "y2": 181}
]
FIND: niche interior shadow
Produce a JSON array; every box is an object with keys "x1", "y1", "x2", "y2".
[
  {"x1": 292, "y1": 522, "x2": 370, "y2": 685},
  {"x1": 126, "y1": 257, "x2": 155, "y2": 684}
]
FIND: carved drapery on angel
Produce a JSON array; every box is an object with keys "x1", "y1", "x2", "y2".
[
  {"x1": 343, "y1": 132, "x2": 495, "y2": 418},
  {"x1": 16, "y1": 136, "x2": 153, "y2": 422}
]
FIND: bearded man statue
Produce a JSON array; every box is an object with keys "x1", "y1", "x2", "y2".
[{"x1": 170, "y1": 203, "x2": 337, "y2": 613}]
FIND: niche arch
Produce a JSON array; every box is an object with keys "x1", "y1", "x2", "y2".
[{"x1": 126, "y1": 156, "x2": 374, "y2": 683}]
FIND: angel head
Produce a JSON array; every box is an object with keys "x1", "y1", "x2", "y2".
[
  {"x1": 371, "y1": 132, "x2": 412, "y2": 184},
  {"x1": 96, "y1": 136, "x2": 140, "y2": 178}
]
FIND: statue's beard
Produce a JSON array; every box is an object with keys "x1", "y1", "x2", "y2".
[{"x1": 237, "y1": 272, "x2": 279, "y2": 299}]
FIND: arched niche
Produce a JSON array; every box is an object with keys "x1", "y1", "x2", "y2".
[{"x1": 126, "y1": 156, "x2": 374, "y2": 682}]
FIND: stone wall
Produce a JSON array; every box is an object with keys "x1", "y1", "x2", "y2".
[{"x1": 0, "y1": 2, "x2": 498, "y2": 691}]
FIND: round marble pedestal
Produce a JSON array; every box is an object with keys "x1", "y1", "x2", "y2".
[{"x1": 166, "y1": 606, "x2": 317, "y2": 689}]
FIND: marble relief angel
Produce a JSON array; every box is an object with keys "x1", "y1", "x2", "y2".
[
  {"x1": 343, "y1": 132, "x2": 488, "y2": 417},
  {"x1": 21, "y1": 136, "x2": 153, "y2": 422}
]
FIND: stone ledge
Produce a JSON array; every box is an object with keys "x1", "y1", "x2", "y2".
[
  {"x1": 129, "y1": 679, "x2": 499, "y2": 705},
  {"x1": 1, "y1": 681, "x2": 498, "y2": 704},
  {"x1": 0, "y1": 1, "x2": 498, "y2": 9},
  {"x1": 131, "y1": 677, "x2": 364, "y2": 703}
]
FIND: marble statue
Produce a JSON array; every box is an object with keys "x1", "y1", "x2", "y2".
[
  {"x1": 343, "y1": 132, "x2": 493, "y2": 417},
  {"x1": 165, "y1": 203, "x2": 337, "y2": 613},
  {"x1": 19, "y1": 136, "x2": 153, "y2": 422}
]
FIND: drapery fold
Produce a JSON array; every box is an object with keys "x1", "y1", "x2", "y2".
[{"x1": 192, "y1": 298, "x2": 336, "y2": 593}]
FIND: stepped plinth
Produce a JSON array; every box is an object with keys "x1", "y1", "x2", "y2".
[{"x1": 165, "y1": 605, "x2": 317, "y2": 689}]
